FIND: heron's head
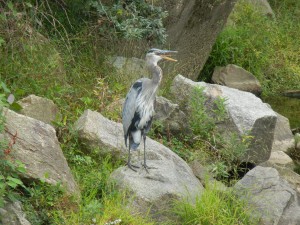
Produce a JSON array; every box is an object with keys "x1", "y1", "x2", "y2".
[{"x1": 146, "y1": 48, "x2": 177, "y2": 66}]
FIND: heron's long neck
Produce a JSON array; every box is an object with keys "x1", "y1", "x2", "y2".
[{"x1": 149, "y1": 64, "x2": 162, "y2": 86}]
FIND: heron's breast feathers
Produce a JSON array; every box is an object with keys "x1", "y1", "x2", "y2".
[{"x1": 136, "y1": 95, "x2": 155, "y2": 129}]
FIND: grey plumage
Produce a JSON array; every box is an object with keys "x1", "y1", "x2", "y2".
[{"x1": 122, "y1": 48, "x2": 177, "y2": 172}]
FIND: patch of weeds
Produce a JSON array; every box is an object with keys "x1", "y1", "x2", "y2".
[
  {"x1": 51, "y1": 154, "x2": 153, "y2": 225},
  {"x1": 199, "y1": 0, "x2": 300, "y2": 95},
  {"x1": 173, "y1": 184, "x2": 258, "y2": 225},
  {"x1": 0, "y1": 82, "x2": 27, "y2": 207},
  {"x1": 188, "y1": 86, "x2": 253, "y2": 183},
  {"x1": 22, "y1": 182, "x2": 69, "y2": 225},
  {"x1": 89, "y1": 0, "x2": 168, "y2": 44},
  {"x1": 161, "y1": 136, "x2": 193, "y2": 161},
  {"x1": 294, "y1": 164, "x2": 300, "y2": 175},
  {"x1": 189, "y1": 86, "x2": 228, "y2": 140}
]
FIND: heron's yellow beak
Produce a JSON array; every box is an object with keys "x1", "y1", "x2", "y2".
[{"x1": 161, "y1": 55, "x2": 177, "y2": 62}]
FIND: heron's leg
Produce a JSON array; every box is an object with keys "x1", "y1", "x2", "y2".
[
  {"x1": 127, "y1": 143, "x2": 139, "y2": 172},
  {"x1": 142, "y1": 134, "x2": 157, "y2": 173}
]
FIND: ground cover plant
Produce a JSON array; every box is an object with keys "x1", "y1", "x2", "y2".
[{"x1": 173, "y1": 184, "x2": 258, "y2": 225}]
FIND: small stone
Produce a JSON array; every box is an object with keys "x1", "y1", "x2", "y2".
[
  {"x1": 18, "y1": 94, "x2": 60, "y2": 126},
  {"x1": 212, "y1": 64, "x2": 262, "y2": 96}
]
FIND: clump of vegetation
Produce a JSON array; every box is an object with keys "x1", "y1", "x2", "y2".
[
  {"x1": 0, "y1": 82, "x2": 27, "y2": 207},
  {"x1": 199, "y1": 0, "x2": 300, "y2": 95},
  {"x1": 173, "y1": 184, "x2": 258, "y2": 225},
  {"x1": 90, "y1": 0, "x2": 168, "y2": 43},
  {"x1": 188, "y1": 86, "x2": 252, "y2": 183}
]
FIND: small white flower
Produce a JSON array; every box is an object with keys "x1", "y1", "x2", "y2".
[{"x1": 104, "y1": 218, "x2": 122, "y2": 225}]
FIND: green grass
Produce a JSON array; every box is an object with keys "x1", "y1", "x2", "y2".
[
  {"x1": 199, "y1": 0, "x2": 300, "y2": 95},
  {"x1": 173, "y1": 184, "x2": 257, "y2": 225}
]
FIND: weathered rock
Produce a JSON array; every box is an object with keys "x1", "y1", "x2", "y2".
[
  {"x1": 227, "y1": 0, "x2": 275, "y2": 26},
  {"x1": 234, "y1": 166, "x2": 300, "y2": 225},
  {"x1": 266, "y1": 151, "x2": 294, "y2": 169},
  {"x1": 171, "y1": 75, "x2": 277, "y2": 164},
  {"x1": 0, "y1": 200, "x2": 31, "y2": 225},
  {"x1": 109, "y1": 56, "x2": 149, "y2": 87},
  {"x1": 161, "y1": 0, "x2": 236, "y2": 80},
  {"x1": 271, "y1": 113, "x2": 295, "y2": 152},
  {"x1": 260, "y1": 162, "x2": 300, "y2": 193},
  {"x1": 17, "y1": 95, "x2": 60, "y2": 126},
  {"x1": 154, "y1": 96, "x2": 191, "y2": 135},
  {"x1": 212, "y1": 64, "x2": 262, "y2": 96},
  {"x1": 2, "y1": 108, "x2": 78, "y2": 195},
  {"x1": 246, "y1": 0, "x2": 275, "y2": 18},
  {"x1": 74, "y1": 109, "x2": 204, "y2": 222}
]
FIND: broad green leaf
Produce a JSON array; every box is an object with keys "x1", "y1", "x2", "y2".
[
  {"x1": 7, "y1": 180, "x2": 18, "y2": 188},
  {"x1": 17, "y1": 166, "x2": 26, "y2": 174},
  {"x1": 25, "y1": 2, "x2": 33, "y2": 8},
  {"x1": 7, "y1": 176, "x2": 23, "y2": 185},
  {"x1": 1, "y1": 82, "x2": 10, "y2": 93},
  {"x1": 9, "y1": 102, "x2": 22, "y2": 111}
]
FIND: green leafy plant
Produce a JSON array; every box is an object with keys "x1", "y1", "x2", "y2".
[
  {"x1": 90, "y1": 0, "x2": 168, "y2": 43},
  {"x1": 189, "y1": 86, "x2": 227, "y2": 140},
  {"x1": 188, "y1": 86, "x2": 253, "y2": 182},
  {"x1": 0, "y1": 82, "x2": 27, "y2": 207}
]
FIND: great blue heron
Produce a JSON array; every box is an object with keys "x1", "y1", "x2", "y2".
[{"x1": 122, "y1": 48, "x2": 177, "y2": 172}]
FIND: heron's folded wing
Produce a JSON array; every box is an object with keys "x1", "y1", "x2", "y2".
[{"x1": 122, "y1": 81, "x2": 143, "y2": 135}]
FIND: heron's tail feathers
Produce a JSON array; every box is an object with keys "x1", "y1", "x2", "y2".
[
  {"x1": 129, "y1": 130, "x2": 141, "y2": 151},
  {"x1": 129, "y1": 141, "x2": 140, "y2": 150}
]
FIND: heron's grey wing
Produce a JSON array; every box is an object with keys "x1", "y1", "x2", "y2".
[{"x1": 122, "y1": 81, "x2": 143, "y2": 140}]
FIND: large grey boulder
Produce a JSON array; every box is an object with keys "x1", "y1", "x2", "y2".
[
  {"x1": 0, "y1": 200, "x2": 31, "y2": 225},
  {"x1": 234, "y1": 166, "x2": 300, "y2": 225},
  {"x1": 212, "y1": 64, "x2": 262, "y2": 96},
  {"x1": 271, "y1": 113, "x2": 295, "y2": 152},
  {"x1": 161, "y1": 0, "x2": 236, "y2": 80},
  {"x1": 154, "y1": 96, "x2": 191, "y2": 135},
  {"x1": 74, "y1": 109, "x2": 204, "y2": 221},
  {"x1": 2, "y1": 108, "x2": 78, "y2": 195},
  {"x1": 260, "y1": 163, "x2": 300, "y2": 193},
  {"x1": 17, "y1": 95, "x2": 60, "y2": 126},
  {"x1": 171, "y1": 75, "x2": 277, "y2": 164}
]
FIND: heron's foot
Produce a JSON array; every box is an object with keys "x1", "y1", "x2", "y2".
[
  {"x1": 142, "y1": 163, "x2": 157, "y2": 173},
  {"x1": 127, "y1": 162, "x2": 140, "y2": 172}
]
